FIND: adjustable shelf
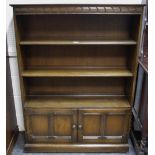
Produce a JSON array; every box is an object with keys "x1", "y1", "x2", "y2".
[
  {"x1": 21, "y1": 69, "x2": 133, "y2": 77},
  {"x1": 20, "y1": 40, "x2": 137, "y2": 45}
]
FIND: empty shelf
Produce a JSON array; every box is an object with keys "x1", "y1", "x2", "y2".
[
  {"x1": 22, "y1": 69, "x2": 133, "y2": 77},
  {"x1": 24, "y1": 96, "x2": 131, "y2": 109}
]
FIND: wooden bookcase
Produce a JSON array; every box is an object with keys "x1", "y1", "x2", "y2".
[{"x1": 12, "y1": 5, "x2": 144, "y2": 153}]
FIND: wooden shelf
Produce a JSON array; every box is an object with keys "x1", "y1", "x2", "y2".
[
  {"x1": 20, "y1": 40, "x2": 137, "y2": 45},
  {"x1": 21, "y1": 69, "x2": 133, "y2": 77},
  {"x1": 24, "y1": 96, "x2": 131, "y2": 109}
]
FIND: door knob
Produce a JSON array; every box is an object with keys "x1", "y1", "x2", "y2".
[
  {"x1": 78, "y1": 124, "x2": 83, "y2": 129},
  {"x1": 72, "y1": 124, "x2": 76, "y2": 129}
]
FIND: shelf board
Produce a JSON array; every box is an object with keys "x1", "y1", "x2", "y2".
[
  {"x1": 20, "y1": 40, "x2": 137, "y2": 45},
  {"x1": 21, "y1": 69, "x2": 133, "y2": 77},
  {"x1": 24, "y1": 96, "x2": 131, "y2": 109}
]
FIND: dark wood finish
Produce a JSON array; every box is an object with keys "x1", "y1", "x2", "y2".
[
  {"x1": 12, "y1": 5, "x2": 143, "y2": 15},
  {"x1": 24, "y1": 143, "x2": 129, "y2": 153},
  {"x1": 12, "y1": 4, "x2": 144, "y2": 152},
  {"x1": 13, "y1": 12, "x2": 26, "y2": 103},
  {"x1": 24, "y1": 96, "x2": 130, "y2": 109},
  {"x1": 16, "y1": 14, "x2": 140, "y2": 41},
  {"x1": 25, "y1": 107, "x2": 131, "y2": 144},
  {"x1": 21, "y1": 45, "x2": 135, "y2": 76},
  {"x1": 22, "y1": 69, "x2": 133, "y2": 77},
  {"x1": 25, "y1": 109, "x2": 77, "y2": 143},
  {"x1": 23, "y1": 77, "x2": 131, "y2": 96},
  {"x1": 78, "y1": 109, "x2": 130, "y2": 144},
  {"x1": 6, "y1": 43, "x2": 18, "y2": 155}
]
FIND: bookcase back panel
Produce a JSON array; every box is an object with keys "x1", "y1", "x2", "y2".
[
  {"x1": 24, "y1": 77, "x2": 130, "y2": 96},
  {"x1": 21, "y1": 45, "x2": 133, "y2": 69},
  {"x1": 16, "y1": 14, "x2": 140, "y2": 41}
]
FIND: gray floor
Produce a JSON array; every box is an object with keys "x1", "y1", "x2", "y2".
[{"x1": 12, "y1": 134, "x2": 136, "y2": 155}]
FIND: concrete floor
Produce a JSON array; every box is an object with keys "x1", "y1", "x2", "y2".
[{"x1": 12, "y1": 134, "x2": 136, "y2": 155}]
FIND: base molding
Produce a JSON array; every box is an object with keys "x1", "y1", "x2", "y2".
[{"x1": 24, "y1": 143, "x2": 129, "y2": 153}]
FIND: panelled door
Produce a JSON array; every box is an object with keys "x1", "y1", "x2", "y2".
[
  {"x1": 78, "y1": 109, "x2": 130, "y2": 143},
  {"x1": 25, "y1": 108, "x2": 77, "y2": 143}
]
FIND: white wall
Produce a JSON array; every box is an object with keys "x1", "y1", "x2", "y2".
[
  {"x1": 6, "y1": 0, "x2": 144, "y2": 131},
  {"x1": 7, "y1": 1, "x2": 24, "y2": 131},
  {"x1": 10, "y1": 0, "x2": 144, "y2": 5}
]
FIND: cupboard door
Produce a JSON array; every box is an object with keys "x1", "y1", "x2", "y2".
[
  {"x1": 78, "y1": 109, "x2": 130, "y2": 143},
  {"x1": 25, "y1": 109, "x2": 77, "y2": 143}
]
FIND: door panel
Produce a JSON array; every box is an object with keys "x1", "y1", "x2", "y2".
[
  {"x1": 53, "y1": 115, "x2": 72, "y2": 136},
  {"x1": 83, "y1": 114, "x2": 101, "y2": 136},
  {"x1": 105, "y1": 114, "x2": 125, "y2": 136},
  {"x1": 50, "y1": 111, "x2": 77, "y2": 143},
  {"x1": 78, "y1": 109, "x2": 130, "y2": 144},
  {"x1": 31, "y1": 115, "x2": 48, "y2": 136},
  {"x1": 25, "y1": 109, "x2": 77, "y2": 143}
]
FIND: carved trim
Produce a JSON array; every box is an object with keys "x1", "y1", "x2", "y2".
[{"x1": 14, "y1": 6, "x2": 143, "y2": 15}]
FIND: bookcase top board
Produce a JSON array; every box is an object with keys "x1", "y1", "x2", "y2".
[{"x1": 11, "y1": 5, "x2": 144, "y2": 15}]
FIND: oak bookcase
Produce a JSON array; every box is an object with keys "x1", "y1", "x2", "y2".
[{"x1": 12, "y1": 4, "x2": 144, "y2": 153}]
